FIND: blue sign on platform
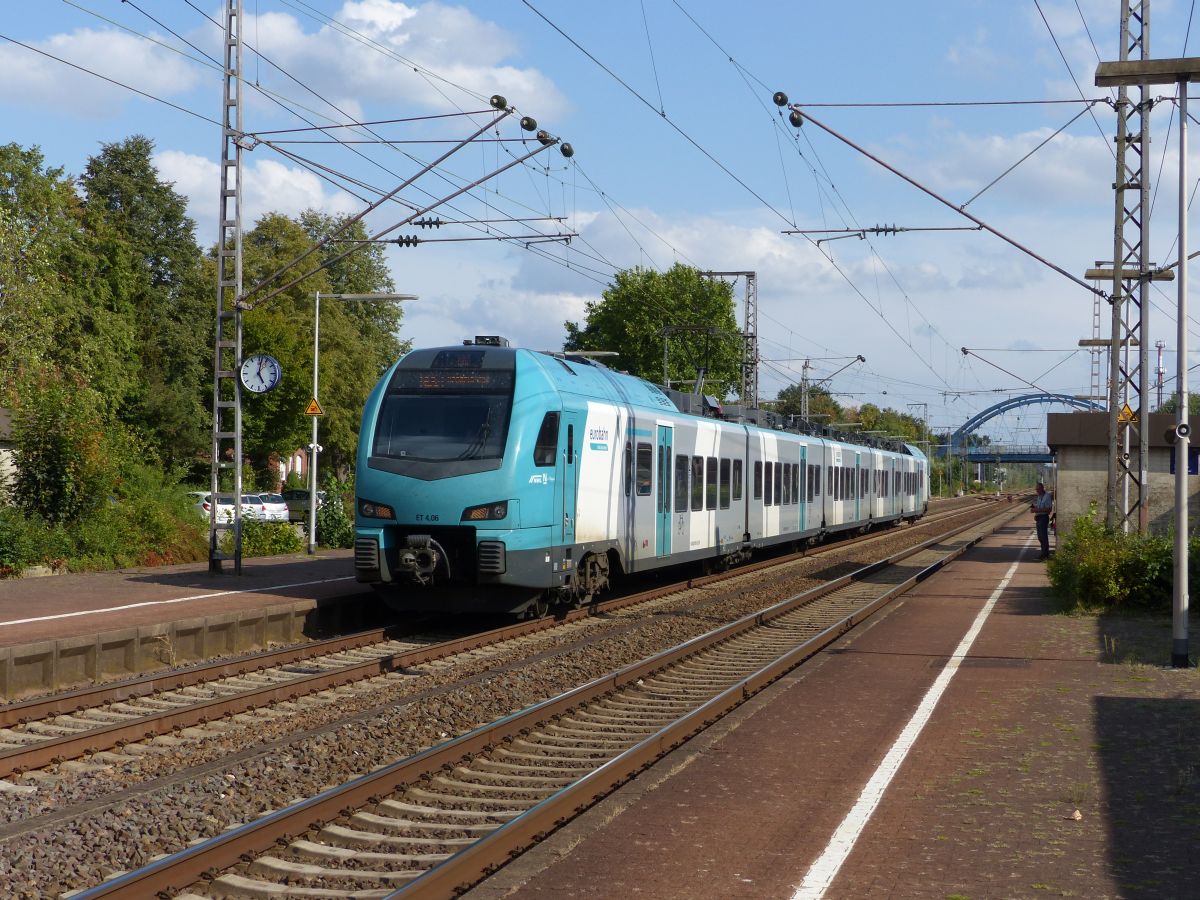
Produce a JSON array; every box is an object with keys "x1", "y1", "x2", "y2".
[{"x1": 1168, "y1": 446, "x2": 1200, "y2": 475}]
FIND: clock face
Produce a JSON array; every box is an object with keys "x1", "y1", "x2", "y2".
[{"x1": 239, "y1": 354, "x2": 282, "y2": 394}]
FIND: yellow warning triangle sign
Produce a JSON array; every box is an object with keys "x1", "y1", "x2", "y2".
[
  {"x1": 1119, "y1": 403, "x2": 1135, "y2": 423},
  {"x1": 304, "y1": 398, "x2": 325, "y2": 416}
]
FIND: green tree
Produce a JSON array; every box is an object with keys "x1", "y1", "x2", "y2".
[
  {"x1": 0, "y1": 204, "x2": 55, "y2": 393},
  {"x1": 0, "y1": 143, "x2": 140, "y2": 413},
  {"x1": 772, "y1": 383, "x2": 843, "y2": 422},
  {"x1": 80, "y1": 136, "x2": 211, "y2": 468},
  {"x1": 565, "y1": 264, "x2": 742, "y2": 396},
  {"x1": 239, "y1": 213, "x2": 328, "y2": 477},
  {"x1": 1157, "y1": 392, "x2": 1200, "y2": 415},
  {"x1": 237, "y1": 212, "x2": 409, "y2": 483},
  {"x1": 299, "y1": 211, "x2": 408, "y2": 475}
]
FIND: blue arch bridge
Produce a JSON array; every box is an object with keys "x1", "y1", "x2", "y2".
[{"x1": 934, "y1": 393, "x2": 1105, "y2": 465}]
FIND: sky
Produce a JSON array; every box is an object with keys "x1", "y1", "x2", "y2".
[{"x1": 4, "y1": 0, "x2": 1200, "y2": 446}]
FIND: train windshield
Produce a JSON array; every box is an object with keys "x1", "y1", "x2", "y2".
[{"x1": 372, "y1": 367, "x2": 514, "y2": 463}]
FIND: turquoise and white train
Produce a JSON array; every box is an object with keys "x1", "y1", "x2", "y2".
[{"x1": 354, "y1": 337, "x2": 929, "y2": 615}]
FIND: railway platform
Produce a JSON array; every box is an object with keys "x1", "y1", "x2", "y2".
[
  {"x1": 468, "y1": 519, "x2": 1200, "y2": 900},
  {"x1": 0, "y1": 551, "x2": 371, "y2": 699}
]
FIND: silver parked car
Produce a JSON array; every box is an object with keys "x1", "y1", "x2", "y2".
[{"x1": 282, "y1": 488, "x2": 327, "y2": 522}]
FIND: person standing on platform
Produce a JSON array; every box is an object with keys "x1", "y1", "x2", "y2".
[{"x1": 1030, "y1": 482, "x2": 1054, "y2": 560}]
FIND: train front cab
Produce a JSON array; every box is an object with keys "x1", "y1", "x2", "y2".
[{"x1": 354, "y1": 346, "x2": 582, "y2": 612}]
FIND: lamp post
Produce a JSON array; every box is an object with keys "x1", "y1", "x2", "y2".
[{"x1": 309, "y1": 292, "x2": 417, "y2": 555}]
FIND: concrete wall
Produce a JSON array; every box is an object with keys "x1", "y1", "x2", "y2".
[{"x1": 1048, "y1": 411, "x2": 1200, "y2": 535}]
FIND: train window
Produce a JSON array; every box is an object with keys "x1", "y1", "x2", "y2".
[
  {"x1": 807, "y1": 464, "x2": 816, "y2": 502},
  {"x1": 861, "y1": 469, "x2": 868, "y2": 496},
  {"x1": 814, "y1": 464, "x2": 821, "y2": 498},
  {"x1": 719, "y1": 458, "x2": 731, "y2": 509},
  {"x1": 533, "y1": 412, "x2": 559, "y2": 467},
  {"x1": 662, "y1": 446, "x2": 672, "y2": 511},
  {"x1": 782, "y1": 463, "x2": 791, "y2": 505},
  {"x1": 635, "y1": 443, "x2": 653, "y2": 496},
  {"x1": 828, "y1": 466, "x2": 835, "y2": 499},
  {"x1": 706, "y1": 458, "x2": 718, "y2": 510},
  {"x1": 764, "y1": 460, "x2": 774, "y2": 506},
  {"x1": 732, "y1": 459, "x2": 743, "y2": 502},
  {"x1": 373, "y1": 392, "x2": 512, "y2": 463},
  {"x1": 675, "y1": 455, "x2": 689, "y2": 513},
  {"x1": 624, "y1": 442, "x2": 632, "y2": 497},
  {"x1": 793, "y1": 464, "x2": 800, "y2": 504},
  {"x1": 754, "y1": 461, "x2": 763, "y2": 500},
  {"x1": 774, "y1": 462, "x2": 781, "y2": 506},
  {"x1": 691, "y1": 456, "x2": 705, "y2": 511}
]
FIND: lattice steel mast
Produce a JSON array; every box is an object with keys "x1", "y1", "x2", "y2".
[
  {"x1": 1104, "y1": 0, "x2": 1152, "y2": 532},
  {"x1": 700, "y1": 270, "x2": 758, "y2": 406},
  {"x1": 210, "y1": 0, "x2": 246, "y2": 572}
]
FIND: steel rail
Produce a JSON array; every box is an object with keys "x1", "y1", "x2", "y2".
[
  {"x1": 71, "y1": 504, "x2": 1020, "y2": 899},
  {"x1": 0, "y1": 500, "x2": 998, "y2": 779},
  {"x1": 394, "y1": 511, "x2": 1023, "y2": 897}
]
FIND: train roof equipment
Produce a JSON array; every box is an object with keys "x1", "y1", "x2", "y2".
[{"x1": 442, "y1": 338, "x2": 918, "y2": 457}]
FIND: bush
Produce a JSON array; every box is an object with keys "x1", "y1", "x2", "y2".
[
  {"x1": 10, "y1": 371, "x2": 113, "y2": 525},
  {"x1": 1047, "y1": 506, "x2": 1178, "y2": 612},
  {"x1": 316, "y1": 477, "x2": 354, "y2": 549},
  {"x1": 239, "y1": 519, "x2": 304, "y2": 557},
  {"x1": 0, "y1": 507, "x2": 64, "y2": 576}
]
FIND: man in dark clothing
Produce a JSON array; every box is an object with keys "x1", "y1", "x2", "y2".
[{"x1": 1030, "y1": 482, "x2": 1053, "y2": 560}]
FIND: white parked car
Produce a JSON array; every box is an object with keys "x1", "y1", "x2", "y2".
[
  {"x1": 189, "y1": 491, "x2": 236, "y2": 523},
  {"x1": 241, "y1": 494, "x2": 269, "y2": 520},
  {"x1": 259, "y1": 493, "x2": 290, "y2": 522}
]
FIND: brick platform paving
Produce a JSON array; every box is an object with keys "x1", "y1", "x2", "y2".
[{"x1": 469, "y1": 521, "x2": 1200, "y2": 900}]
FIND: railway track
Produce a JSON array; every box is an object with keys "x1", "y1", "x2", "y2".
[
  {"x1": 0, "y1": 501, "x2": 996, "y2": 782},
  {"x1": 71, "y1": 501, "x2": 1023, "y2": 899}
]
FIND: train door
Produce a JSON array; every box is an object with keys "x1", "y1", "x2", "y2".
[
  {"x1": 799, "y1": 444, "x2": 808, "y2": 532},
  {"x1": 889, "y1": 457, "x2": 897, "y2": 518},
  {"x1": 854, "y1": 451, "x2": 862, "y2": 522},
  {"x1": 656, "y1": 425, "x2": 673, "y2": 557},
  {"x1": 560, "y1": 412, "x2": 582, "y2": 547}
]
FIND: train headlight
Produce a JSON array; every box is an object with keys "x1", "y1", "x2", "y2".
[
  {"x1": 357, "y1": 499, "x2": 396, "y2": 520},
  {"x1": 462, "y1": 500, "x2": 508, "y2": 521}
]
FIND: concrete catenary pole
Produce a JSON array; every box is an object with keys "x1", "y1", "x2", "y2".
[{"x1": 1174, "y1": 77, "x2": 1190, "y2": 667}]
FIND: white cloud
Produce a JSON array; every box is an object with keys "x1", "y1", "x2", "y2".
[
  {"x1": 246, "y1": 2, "x2": 568, "y2": 121},
  {"x1": 154, "y1": 150, "x2": 360, "y2": 241},
  {"x1": 883, "y1": 125, "x2": 1110, "y2": 210},
  {"x1": 0, "y1": 29, "x2": 203, "y2": 116}
]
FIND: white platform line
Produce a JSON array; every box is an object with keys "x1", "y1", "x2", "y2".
[
  {"x1": 792, "y1": 533, "x2": 1035, "y2": 900},
  {"x1": 0, "y1": 576, "x2": 357, "y2": 627}
]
